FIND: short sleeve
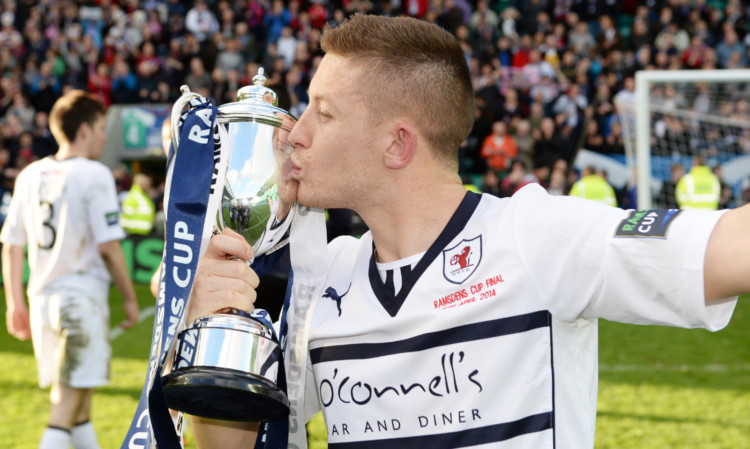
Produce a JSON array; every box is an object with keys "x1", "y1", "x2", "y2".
[
  {"x1": 509, "y1": 184, "x2": 736, "y2": 331},
  {"x1": 86, "y1": 165, "x2": 126, "y2": 244}
]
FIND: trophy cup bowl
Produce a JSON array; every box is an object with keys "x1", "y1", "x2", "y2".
[{"x1": 161, "y1": 69, "x2": 294, "y2": 422}]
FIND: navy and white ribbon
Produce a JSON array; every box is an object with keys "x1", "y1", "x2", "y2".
[{"x1": 121, "y1": 96, "x2": 229, "y2": 449}]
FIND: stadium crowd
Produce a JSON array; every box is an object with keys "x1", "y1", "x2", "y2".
[{"x1": 1, "y1": 0, "x2": 750, "y2": 217}]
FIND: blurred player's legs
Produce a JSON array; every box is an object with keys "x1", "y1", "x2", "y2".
[{"x1": 31, "y1": 289, "x2": 109, "y2": 449}]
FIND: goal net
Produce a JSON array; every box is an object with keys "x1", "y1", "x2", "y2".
[{"x1": 616, "y1": 69, "x2": 750, "y2": 209}]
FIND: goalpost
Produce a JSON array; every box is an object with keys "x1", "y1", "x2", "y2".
[{"x1": 617, "y1": 69, "x2": 750, "y2": 209}]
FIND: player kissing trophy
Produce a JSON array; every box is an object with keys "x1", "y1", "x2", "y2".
[{"x1": 161, "y1": 68, "x2": 295, "y2": 423}]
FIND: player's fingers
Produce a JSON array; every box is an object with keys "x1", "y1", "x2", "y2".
[
  {"x1": 7, "y1": 312, "x2": 31, "y2": 340},
  {"x1": 189, "y1": 258, "x2": 259, "y2": 323},
  {"x1": 125, "y1": 310, "x2": 140, "y2": 329},
  {"x1": 8, "y1": 323, "x2": 30, "y2": 340},
  {"x1": 205, "y1": 228, "x2": 254, "y2": 262}
]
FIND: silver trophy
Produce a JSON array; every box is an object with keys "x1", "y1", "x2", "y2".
[{"x1": 161, "y1": 69, "x2": 294, "y2": 422}]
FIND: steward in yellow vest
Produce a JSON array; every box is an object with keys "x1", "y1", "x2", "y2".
[
  {"x1": 675, "y1": 157, "x2": 720, "y2": 210},
  {"x1": 120, "y1": 173, "x2": 156, "y2": 235},
  {"x1": 569, "y1": 166, "x2": 618, "y2": 207}
]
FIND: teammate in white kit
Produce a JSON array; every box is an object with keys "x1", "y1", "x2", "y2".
[
  {"x1": 184, "y1": 15, "x2": 750, "y2": 449},
  {"x1": 1, "y1": 90, "x2": 139, "y2": 449}
]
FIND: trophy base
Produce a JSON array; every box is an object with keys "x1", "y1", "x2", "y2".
[{"x1": 162, "y1": 366, "x2": 290, "y2": 422}]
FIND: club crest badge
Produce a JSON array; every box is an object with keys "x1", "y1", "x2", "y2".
[{"x1": 442, "y1": 235, "x2": 482, "y2": 284}]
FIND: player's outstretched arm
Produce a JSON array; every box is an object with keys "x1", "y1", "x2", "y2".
[
  {"x1": 704, "y1": 203, "x2": 750, "y2": 303},
  {"x1": 186, "y1": 228, "x2": 260, "y2": 447},
  {"x1": 2, "y1": 243, "x2": 30, "y2": 340},
  {"x1": 98, "y1": 239, "x2": 140, "y2": 328}
]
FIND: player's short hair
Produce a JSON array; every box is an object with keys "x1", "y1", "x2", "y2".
[
  {"x1": 320, "y1": 14, "x2": 474, "y2": 170},
  {"x1": 49, "y1": 90, "x2": 107, "y2": 145}
]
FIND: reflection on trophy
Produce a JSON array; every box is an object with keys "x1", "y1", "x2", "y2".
[{"x1": 161, "y1": 68, "x2": 294, "y2": 422}]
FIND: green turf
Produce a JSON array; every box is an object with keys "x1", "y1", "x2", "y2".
[{"x1": 1, "y1": 286, "x2": 748, "y2": 448}]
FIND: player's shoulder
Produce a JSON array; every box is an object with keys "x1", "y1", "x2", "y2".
[
  {"x1": 69, "y1": 158, "x2": 116, "y2": 179},
  {"x1": 328, "y1": 233, "x2": 364, "y2": 260},
  {"x1": 479, "y1": 183, "x2": 549, "y2": 209}
]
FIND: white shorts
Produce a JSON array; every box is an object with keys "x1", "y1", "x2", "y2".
[{"x1": 29, "y1": 288, "x2": 111, "y2": 388}]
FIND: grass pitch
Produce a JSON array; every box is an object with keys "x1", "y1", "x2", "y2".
[{"x1": 1, "y1": 285, "x2": 748, "y2": 448}]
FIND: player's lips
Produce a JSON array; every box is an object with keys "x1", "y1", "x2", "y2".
[{"x1": 290, "y1": 158, "x2": 302, "y2": 177}]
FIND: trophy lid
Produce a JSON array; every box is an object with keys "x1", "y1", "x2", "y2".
[
  {"x1": 236, "y1": 68, "x2": 278, "y2": 106},
  {"x1": 218, "y1": 68, "x2": 293, "y2": 127}
]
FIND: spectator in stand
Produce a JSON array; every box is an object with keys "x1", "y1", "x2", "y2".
[
  {"x1": 264, "y1": 0, "x2": 292, "y2": 44},
  {"x1": 136, "y1": 40, "x2": 163, "y2": 102},
  {"x1": 480, "y1": 168, "x2": 502, "y2": 197},
  {"x1": 88, "y1": 62, "x2": 113, "y2": 106},
  {"x1": 27, "y1": 61, "x2": 61, "y2": 114},
  {"x1": 184, "y1": 57, "x2": 213, "y2": 98},
  {"x1": 552, "y1": 83, "x2": 587, "y2": 129},
  {"x1": 597, "y1": 15, "x2": 623, "y2": 54},
  {"x1": 6, "y1": 91, "x2": 35, "y2": 132},
  {"x1": 512, "y1": 119, "x2": 535, "y2": 172},
  {"x1": 713, "y1": 165, "x2": 735, "y2": 210},
  {"x1": 613, "y1": 75, "x2": 636, "y2": 111},
  {"x1": 568, "y1": 21, "x2": 596, "y2": 57},
  {"x1": 500, "y1": 160, "x2": 535, "y2": 197},
  {"x1": 215, "y1": 36, "x2": 246, "y2": 75},
  {"x1": 603, "y1": 120, "x2": 626, "y2": 155},
  {"x1": 511, "y1": 34, "x2": 533, "y2": 68},
  {"x1": 583, "y1": 120, "x2": 606, "y2": 153},
  {"x1": 533, "y1": 116, "x2": 564, "y2": 168},
  {"x1": 716, "y1": 28, "x2": 747, "y2": 68},
  {"x1": 468, "y1": 0, "x2": 498, "y2": 34},
  {"x1": 683, "y1": 33, "x2": 709, "y2": 69},
  {"x1": 111, "y1": 58, "x2": 139, "y2": 104},
  {"x1": 629, "y1": 18, "x2": 652, "y2": 52},
  {"x1": 546, "y1": 163, "x2": 569, "y2": 196},
  {"x1": 185, "y1": 0, "x2": 220, "y2": 43},
  {"x1": 656, "y1": 163, "x2": 685, "y2": 210},
  {"x1": 480, "y1": 120, "x2": 517, "y2": 173},
  {"x1": 655, "y1": 22, "x2": 691, "y2": 55},
  {"x1": 277, "y1": 26, "x2": 298, "y2": 70}
]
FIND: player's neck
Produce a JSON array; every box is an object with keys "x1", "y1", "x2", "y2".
[
  {"x1": 364, "y1": 179, "x2": 467, "y2": 264},
  {"x1": 55, "y1": 143, "x2": 90, "y2": 161}
]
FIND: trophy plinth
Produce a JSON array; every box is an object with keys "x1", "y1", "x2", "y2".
[
  {"x1": 163, "y1": 68, "x2": 295, "y2": 422},
  {"x1": 162, "y1": 314, "x2": 289, "y2": 421}
]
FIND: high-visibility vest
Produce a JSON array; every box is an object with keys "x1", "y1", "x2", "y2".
[
  {"x1": 120, "y1": 184, "x2": 156, "y2": 235},
  {"x1": 569, "y1": 175, "x2": 618, "y2": 207},
  {"x1": 675, "y1": 166, "x2": 720, "y2": 210}
]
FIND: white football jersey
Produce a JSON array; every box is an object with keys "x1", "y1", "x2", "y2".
[
  {"x1": 1, "y1": 156, "x2": 125, "y2": 296},
  {"x1": 302, "y1": 184, "x2": 736, "y2": 448}
]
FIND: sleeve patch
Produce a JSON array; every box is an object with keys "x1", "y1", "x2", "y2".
[
  {"x1": 106, "y1": 211, "x2": 120, "y2": 226},
  {"x1": 614, "y1": 209, "x2": 682, "y2": 238}
]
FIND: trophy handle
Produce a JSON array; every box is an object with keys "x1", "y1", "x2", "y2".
[{"x1": 170, "y1": 85, "x2": 205, "y2": 152}]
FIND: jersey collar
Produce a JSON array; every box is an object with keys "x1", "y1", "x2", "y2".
[{"x1": 368, "y1": 191, "x2": 482, "y2": 317}]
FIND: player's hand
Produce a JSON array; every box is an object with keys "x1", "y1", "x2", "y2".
[
  {"x1": 188, "y1": 228, "x2": 260, "y2": 324},
  {"x1": 275, "y1": 113, "x2": 298, "y2": 222},
  {"x1": 6, "y1": 305, "x2": 31, "y2": 340},
  {"x1": 120, "y1": 297, "x2": 140, "y2": 329}
]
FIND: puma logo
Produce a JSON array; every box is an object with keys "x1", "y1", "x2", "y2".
[{"x1": 322, "y1": 285, "x2": 351, "y2": 317}]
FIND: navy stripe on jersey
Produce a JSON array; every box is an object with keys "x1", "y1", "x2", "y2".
[
  {"x1": 328, "y1": 412, "x2": 552, "y2": 449},
  {"x1": 310, "y1": 310, "x2": 550, "y2": 364},
  {"x1": 369, "y1": 191, "x2": 482, "y2": 317}
]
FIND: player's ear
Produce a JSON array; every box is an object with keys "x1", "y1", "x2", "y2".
[
  {"x1": 75, "y1": 121, "x2": 91, "y2": 142},
  {"x1": 384, "y1": 122, "x2": 416, "y2": 169}
]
